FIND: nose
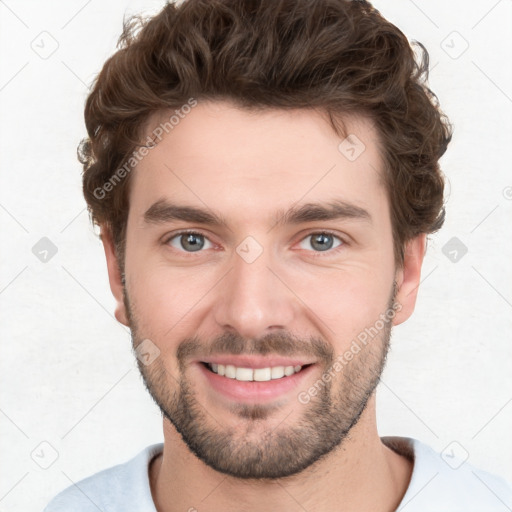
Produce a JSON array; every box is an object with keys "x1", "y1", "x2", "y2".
[{"x1": 212, "y1": 245, "x2": 296, "y2": 340}]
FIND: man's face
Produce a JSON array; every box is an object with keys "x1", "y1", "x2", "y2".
[{"x1": 105, "y1": 101, "x2": 422, "y2": 479}]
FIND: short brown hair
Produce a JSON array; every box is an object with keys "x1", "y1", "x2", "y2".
[{"x1": 79, "y1": 0, "x2": 452, "y2": 271}]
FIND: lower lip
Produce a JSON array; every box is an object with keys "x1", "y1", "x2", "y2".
[{"x1": 197, "y1": 363, "x2": 316, "y2": 404}]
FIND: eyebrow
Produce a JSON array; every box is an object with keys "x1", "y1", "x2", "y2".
[{"x1": 143, "y1": 198, "x2": 372, "y2": 229}]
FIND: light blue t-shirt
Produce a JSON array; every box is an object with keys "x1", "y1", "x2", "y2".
[{"x1": 43, "y1": 437, "x2": 512, "y2": 511}]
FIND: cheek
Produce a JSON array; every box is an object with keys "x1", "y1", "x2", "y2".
[
  {"x1": 127, "y1": 261, "x2": 213, "y2": 338},
  {"x1": 125, "y1": 230, "x2": 394, "y2": 350},
  {"x1": 287, "y1": 264, "x2": 393, "y2": 345}
]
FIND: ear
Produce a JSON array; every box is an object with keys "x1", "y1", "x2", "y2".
[
  {"x1": 100, "y1": 226, "x2": 130, "y2": 327},
  {"x1": 392, "y1": 233, "x2": 427, "y2": 326}
]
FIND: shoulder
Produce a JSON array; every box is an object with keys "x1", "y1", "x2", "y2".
[
  {"x1": 42, "y1": 443, "x2": 163, "y2": 512},
  {"x1": 383, "y1": 436, "x2": 512, "y2": 511}
]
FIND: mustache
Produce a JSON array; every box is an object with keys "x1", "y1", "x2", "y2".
[{"x1": 176, "y1": 331, "x2": 334, "y2": 367}]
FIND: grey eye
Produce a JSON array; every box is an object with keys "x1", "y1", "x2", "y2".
[
  {"x1": 168, "y1": 232, "x2": 213, "y2": 252},
  {"x1": 299, "y1": 233, "x2": 343, "y2": 252}
]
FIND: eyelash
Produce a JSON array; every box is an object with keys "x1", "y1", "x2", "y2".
[{"x1": 162, "y1": 229, "x2": 347, "y2": 257}]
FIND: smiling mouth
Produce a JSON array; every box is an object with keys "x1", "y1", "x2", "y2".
[{"x1": 201, "y1": 362, "x2": 313, "y2": 382}]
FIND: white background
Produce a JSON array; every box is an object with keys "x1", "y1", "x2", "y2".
[{"x1": 0, "y1": 1, "x2": 511, "y2": 510}]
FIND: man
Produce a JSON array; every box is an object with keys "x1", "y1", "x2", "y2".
[{"x1": 44, "y1": 0, "x2": 512, "y2": 510}]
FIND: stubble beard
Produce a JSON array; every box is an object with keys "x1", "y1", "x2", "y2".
[{"x1": 124, "y1": 283, "x2": 397, "y2": 480}]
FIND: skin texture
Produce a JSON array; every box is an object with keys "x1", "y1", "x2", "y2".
[{"x1": 102, "y1": 101, "x2": 425, "y2": 511}]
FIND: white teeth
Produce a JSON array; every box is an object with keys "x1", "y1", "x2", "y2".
[
  {"x1": 225, "y1": 365, "x2": 236, "y2": 379},
  {"x1": 235, "y1": 367, "x2": 253, "y2": 381},
  {"x1": 208, "y1": 363, "x2": 304, "y2": 381},
  {"x1": 271, "y1": 366, "x2": 285, "y2": 379},
  {"x1": 253, "y1": 367, "x2": 272, "y2": 381},
  {"x1": 284, "y1": 366, "x2": 295, "y2": 376}
]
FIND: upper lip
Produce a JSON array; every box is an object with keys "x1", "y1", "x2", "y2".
[{"x1": 198, "y1": 355, "x2": 316, "y2": 369}]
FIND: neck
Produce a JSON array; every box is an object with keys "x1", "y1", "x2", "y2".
[{"x1": 150, "y1": 395, "x2": 412, "y2": 512}]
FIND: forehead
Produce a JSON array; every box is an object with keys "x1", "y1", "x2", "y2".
[{"x1": 128, "y1": 101, "x2": 387, "y2": 228}]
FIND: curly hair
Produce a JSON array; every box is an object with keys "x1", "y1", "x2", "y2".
[{"x1": 79, "y1": 0, "x2": 452, "y2": 271}]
